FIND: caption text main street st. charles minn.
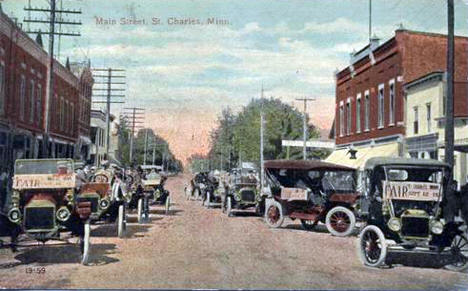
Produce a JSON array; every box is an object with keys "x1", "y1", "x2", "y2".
[{"x1": 95, "y1": 16, "x2": 231, "y2": 26}]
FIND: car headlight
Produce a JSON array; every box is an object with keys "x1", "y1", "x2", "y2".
[
  {"x1": 430, "y1": 220, "x2": 444, "y2": 235},
  {"x1": 387, "y1": 217, "x2": 401, "y2": 232},
  {"x1": 234, "y1": 194, "x2": 241, "y2": 201},
  {"x1": 56, "y1": 207, "x2": 71, "y2": 222},
  {"x1": 100, "y1": 198, "x2": 110, "y2": 209},
  {"x1": 8, "y1": 207, "x2": 21, "y2": 223}
]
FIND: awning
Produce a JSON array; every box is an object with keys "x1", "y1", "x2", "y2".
[{"x1": 325, "y1": 143, "x2": 400, "y2": 170}]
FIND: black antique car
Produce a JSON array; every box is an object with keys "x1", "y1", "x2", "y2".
[
  {"x1": 357, "y1": 157, "x2": 468, "y2": 271},
  {"x1": 186, "y1": 172, "x2": 210, "y2": 201},
  {"x1": 222, "y1": 167, "x2": 263, "y2": 216},
  {"x1": 7, "y1": 159, "x2": 92, "y2": 264},
  {"x1": 201, "y1": 171, "x2": 224, "y2": 208},
  {"x1": 137, "y1": 165, "x2": 170, "y2": 223},
  {"x1": 89, "y1": 168, "x2": 128, "y2": 237},
  {"x1": 263, "y1": 160, "x2": 359, "y2": 237}
]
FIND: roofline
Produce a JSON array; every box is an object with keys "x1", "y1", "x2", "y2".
[
  {"x1": 336, "y1": 29, "x2": 468, "y2": 78},
  {"x1": 404, "y1": 71, "x2": 445, "y2": 91}
]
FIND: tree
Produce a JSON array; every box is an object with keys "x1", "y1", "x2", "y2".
[
  {"x1": 117, "y1": 117, "x2": 182, "y2": 172},
  {"x1": 203, "y1": 97, "x2": 326, "y2": 171}
]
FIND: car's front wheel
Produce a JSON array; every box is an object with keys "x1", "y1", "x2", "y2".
[
  {"x1": 226, "y1": 196, "x2": 233, "y2": 217},
  {"x1": 117, "y1": 204, "x2": 126, "y2": 238},
  {"x1": 444, "y1": 231, "x2": 468, "y2": 272},
  {"x1": 358, "y1": 225, "x2": 387, "y2": 268},
  {"x1": 265, "y1": 200, "x2": 284, "y2": 228},
  {"x1": 79, "y1": 221, "x2": 90, "y2": 265}
]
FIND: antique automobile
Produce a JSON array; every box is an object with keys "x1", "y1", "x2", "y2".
[
  {"x1": 222, "y1": 167, "x2": 263, "y2": 216},
  {"x1": 89, "y1": 167, "x2": 127, "y2": 238},
  {"x1": 7, "y1": 159, "x2": 92, "y2": 264},
  {"x1": 138, "y1": 165, "x2": 170, "y2": 223},
  {"x1": 201, "y1": 171, "x2": 224, "y2": 208},
  {"x1": 187, "y1": 171, "x2": 210, "y2": 201},
  {"x1": 263, "y1": 160, "x2": 359, "y2": 237},
  {"x1": 357, "y1": 157, "x2": 468, "y2": 271}
]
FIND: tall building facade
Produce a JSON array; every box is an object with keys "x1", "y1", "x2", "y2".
[{"x1": 327, "y1": 29, "x2": 468, "y2": 176}]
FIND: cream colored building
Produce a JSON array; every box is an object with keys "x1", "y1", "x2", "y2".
[{"x1": 404, "y1": 71, "x2": 468, "y2": 188}]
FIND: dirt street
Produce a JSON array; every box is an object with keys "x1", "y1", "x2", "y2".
[{"x1": 0, "y1": 174, "x2": 467, "y2": 289}]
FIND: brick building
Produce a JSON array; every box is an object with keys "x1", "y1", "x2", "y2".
[
  {"x1": 0, "y1": 7, "x2": 93, "y2": 207},
  {"x1": 326, "y1": 29, "x2": 468, "y2": 173}
]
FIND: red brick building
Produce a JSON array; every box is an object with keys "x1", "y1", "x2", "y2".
[
  {"x1": 327, "y1": 29, "x2": 468, "y2": 168},
  {"x1": 0, "y1": 7, "x2": 93, "y2": 172}
]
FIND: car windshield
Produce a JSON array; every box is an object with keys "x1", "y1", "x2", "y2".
[
  {"x1": 384, "y1": 166, "x2": 444, "y2": 184},
  {"x1": 15, "y1": 159, "x2": 74, "y2": 175}
]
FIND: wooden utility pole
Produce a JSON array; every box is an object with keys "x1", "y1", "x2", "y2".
[
  {"x1": 296, "y1": 98, "x2": 315, "y2": 160},
  {"x1": 260, "y1": 85, "x2": 265, "y2": 189},
  {"x1": 369, "y1": 0, "x2": 372, "y2": 41},
  {"x1": 92, "y1": 68, "x2": 126, "y2": 158},
  {"x1": 445, "y1": 0, "x2": 455, "y2": 186},
  {"x1": 121, "y1": 107, "x2": 144, "y2": 165},
  {"x1": 24, "y1": 0, "x2": 81, "y2": 157}
]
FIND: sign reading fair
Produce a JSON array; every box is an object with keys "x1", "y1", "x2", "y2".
[
  {"x1": 13, "y1": 174, "x2": 76, "y2": 190},
  {"x1": 383, "y1": 181, "x2": 441, "y2": 201}
]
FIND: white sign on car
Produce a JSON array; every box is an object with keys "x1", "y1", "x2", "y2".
[{"x1": 383, "y1": 181, "x2": 441, "y2": 201}]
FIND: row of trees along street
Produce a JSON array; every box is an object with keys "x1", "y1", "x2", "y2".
[
  {"x1": 116, "y1": 117, "x2": 183, "y2": 172},
  {"x1": 189, "y1": 98, "x2": 330, "y2": 172}
]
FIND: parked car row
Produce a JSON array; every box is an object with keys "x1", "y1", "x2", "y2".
[
  {"x1": 0, "y1": 159, "x2": 171, "y2": 265},
  {"x1": 186, "y1": 157, "x2": 468, "y2": 272}
]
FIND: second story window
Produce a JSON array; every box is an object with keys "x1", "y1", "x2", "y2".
[
  {"x1": 365, "y1": 90, "x2": 370, "y2": 131},
  {"x1": 413, "y1": 106, "x2": 419, "y2": 135},
  {"x1": 356, "y1": 94, "x2": 361, "y2": 133},
  {"x1": 19, "y1": 75, "x2": 26, "y2": 121},
  {"x1": 378, "y1": 84, "x2": 384, "y2": 128},
  {"x1": 36, "y1": 84, "x2": 42, "y2": 126},
  {"x1": 339, "y1": 104, "x2": 344, "y2": 137},
  {"x1": 389, "y1": 80, "x2": 395, "y2": 125},
  {"x1": 346, "y1": 100, "x2": 351, "y2": 135},
  {"x1": 30, "y1": 80, "x2": 35, "y2": 123},
  {"x1": 426, "y1": 103, "x2": 431, "y2": 133}
]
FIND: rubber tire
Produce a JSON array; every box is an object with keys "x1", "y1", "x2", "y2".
[
  {"x1": 265, "y1": 200, "x2": 284, "y2": 228},
  {"x1": 226, "y1": 196, "x2": 233, "y2": 217},
  {"x1": 444, "y1": 231, "x2": 468, "y2": 272},
  {"x1": 165, "y1": 196, "x2": 171, "y2": 215},
  {"x1": 325, "y1": 206, "x2": 356, "y2": 237},
  {"x1": 118, "y1": 204, "x2": 126, "y2": 238},
  {"x1": 358, "y1": 225, "x2": 387, "y2": 268},
  {"x1": 80, "y1": 222, "x2": 90, "y2": 265},
  {"x1": 137, "y1": 198, "x2": 143, "y2": 224},
  {"x1": 206, "y1": 192, "x2": 211, "y2": 208},
  {"x1": 300, "y1": 219, "x2": 317, "y2": 231}
]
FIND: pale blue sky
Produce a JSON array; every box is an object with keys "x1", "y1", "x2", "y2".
[{"x1": 3, "y1": 0, "x2": 467, "y2": 119}]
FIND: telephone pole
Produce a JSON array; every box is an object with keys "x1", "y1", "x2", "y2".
[
  {"x1": 121, "y1": 107, "x2": 145, "y2": 165},
  {"x1": 92, "y1": 68, "x2": 126, "y2": 159},
  {"x1": 296, "y1": 98, "x2": 315, "y2": 160},
  {"x1": 260, "y1": 84, "x2": 265, "y2": 189},
  {"x1": 24, "y1": 0, "x2": 82, "y2": 157},
  {"x1": 445, "y1": 0, "x2": 455, "y2": 190}
]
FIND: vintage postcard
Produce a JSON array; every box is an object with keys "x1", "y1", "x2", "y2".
[{"x1": 0, "y1": 0, "x2": 467, "y2": 290}]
